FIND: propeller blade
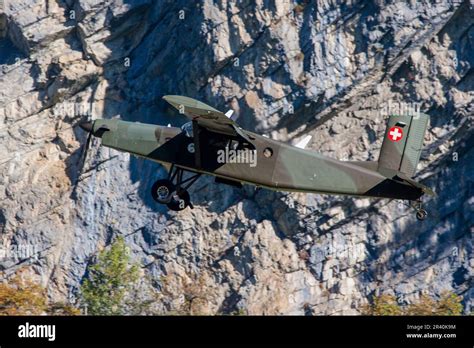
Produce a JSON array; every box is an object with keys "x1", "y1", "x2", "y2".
[
  {"x1": 78, "y1": 121, "x2": 94, "y2": 169},
  {"x1": 80, "y1": 131, "x2": 92, "y2": 166}
]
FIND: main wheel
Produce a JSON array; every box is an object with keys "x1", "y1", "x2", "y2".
[
  {"x1": 151, "y1": 179, "x2": 175, "y2": 204},
  {"x1": 166, "y1": 188, "x2": 191, "y2": 211},
  {"x1": 416, "y1": 209, "x2": 428, "y2": 221}
]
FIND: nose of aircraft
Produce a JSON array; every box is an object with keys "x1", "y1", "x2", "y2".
[{"x1": 79, "y1": 121, "x2": 93, "y2": 133}]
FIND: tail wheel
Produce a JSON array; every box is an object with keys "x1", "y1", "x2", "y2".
[
  {"x1": 416, "y1": 209, "x2": 428, "y2": 221},
  {"x1": 151, "y1": 179, "x2": 175, "y2": 203},
  {"x1": 166, "y1": 188, "x2": 191, "y2": 211}
]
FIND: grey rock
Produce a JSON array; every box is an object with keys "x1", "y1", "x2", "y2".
[{"x1": 0, "y1": 0, "x2": 472, "y2": 315}]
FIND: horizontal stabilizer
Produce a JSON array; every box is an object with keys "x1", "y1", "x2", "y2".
[{"x1": 396, "y1": 174, "x2": 436, "y2": 196}]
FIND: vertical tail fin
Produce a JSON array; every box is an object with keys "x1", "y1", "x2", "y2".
[{"x1": 377, "y1": 113, "x2": 429, "y2": 178}]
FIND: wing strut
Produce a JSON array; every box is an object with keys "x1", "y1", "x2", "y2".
[{"x1": 192, "y1": 120, "x2": 202, "y2": 169}]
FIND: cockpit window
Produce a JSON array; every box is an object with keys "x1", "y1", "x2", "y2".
[{"x1": 181, "y1": 122, "x2": 193, "y2": 137}]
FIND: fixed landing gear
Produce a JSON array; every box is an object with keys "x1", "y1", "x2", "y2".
[
  {"x1": 151, "y1": 179, "x2": 175, "y2": 204},
  {"x1": 416, "y1": 209, "x2": 428, "y2": 221},
  {"x1": 400, "y1": 199, "x2": 428, "y2": 221},
  {"x1": 411, "y1": 199, "x2": 428, "y2": 221},
  {"x1": 151, "y1": 165, "x2": 200, "y2": 211}
]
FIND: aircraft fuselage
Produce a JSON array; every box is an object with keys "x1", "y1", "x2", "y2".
[{"x1": 89, "y1": 119, "x2": 423, "y2": 200}]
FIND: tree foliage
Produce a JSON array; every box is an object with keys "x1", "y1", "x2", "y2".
[
  {"x1": 363, "y1": 294, "x2": 403, "y2": 315},
  {"x1": 435, "y1": 291, "x2": 464, "y2": 315},
  {"x1": 407, "y1": 292, "x2": 463, "y2": 316},
  {"x1": 0, "y1": 271, "x2": 79, "y2": 315},
  {"x1": 0, "y1": 273, "x2": 47, "y2": 315},
  {"x1": 405, "y1": 294, "x2": 437, "y2": 315},
  {"x1": 363, "y1": 291, "x2": 463, "y2": 316},
  {"x1": 80, "y1": 236, "x2": 140, "y2": 315}
]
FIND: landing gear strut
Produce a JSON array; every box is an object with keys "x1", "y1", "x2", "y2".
[
  {"x1": 151, "y1": 165, "x2": 200, "y2": 211},
  {"x1": 411, "y1": 199, "x2": 428, "y2": 221}
]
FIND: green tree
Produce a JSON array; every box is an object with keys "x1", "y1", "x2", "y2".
[
  {"x1": 434, "y1": 292, "x2": 463, "y2": 315},
  {"x1": 362, "y1": 294, "x2": 403, "y2": 315},
  {"x1": 405, "y1": 294, "x2": 436, "y2": 315},
  {"x1": 406, "y1": 292, "x2": 463, "y2": 315},
  {"x1": 81, "y1": 236, "x2": 139, "y2": 315},
  {"x1": 363, "y1": 291, "x2": 464, "y2": 316}
]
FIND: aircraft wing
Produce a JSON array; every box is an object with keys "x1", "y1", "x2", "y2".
[{"x1": 163, "y1": 95, "x2": 252, "y2": 142}]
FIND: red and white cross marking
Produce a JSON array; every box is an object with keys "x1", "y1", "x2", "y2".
[{"x1": 388, "y1": 126, "x2": 403, "y2": 142}]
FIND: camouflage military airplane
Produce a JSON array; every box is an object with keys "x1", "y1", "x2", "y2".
[{"x1": 79, "y1": 95, "x2": 434, "y2": 220}]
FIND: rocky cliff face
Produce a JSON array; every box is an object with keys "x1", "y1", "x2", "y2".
[{"x1": 0, "y1": 0, "x2": 472, "y2": 315}]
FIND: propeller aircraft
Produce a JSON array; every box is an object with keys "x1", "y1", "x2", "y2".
[{"x1": 79, "y1": 95, "x2": 433, "y2": 220}]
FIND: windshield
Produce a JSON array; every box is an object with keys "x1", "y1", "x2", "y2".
[{"x1": 181, "y1": 121, "x2": 193, "y2": 137}]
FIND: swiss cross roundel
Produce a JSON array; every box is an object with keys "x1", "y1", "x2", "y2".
[{"x1": 388, "y1": 126, "x2": 403, "y2": 142}]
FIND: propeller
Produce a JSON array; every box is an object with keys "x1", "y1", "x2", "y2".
[
  {"x1": 78, "y1": 121, "x2": 94, "y2": 170},
  {"x1": 74, "y1": 120, "x2": 116, "y2": 190}
]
